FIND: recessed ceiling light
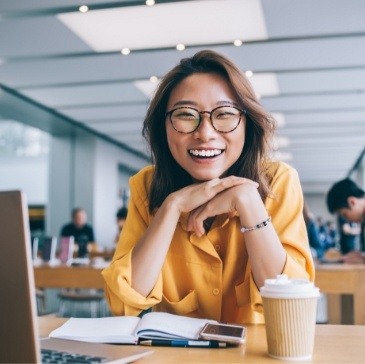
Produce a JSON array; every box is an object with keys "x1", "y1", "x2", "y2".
[
  {"x1": 233, "y1": 39, "x2": 243, "y2": 46},
  {"x1": 146, "y1": 0, "x2": 155, "y2": 6},
  {"x1": 121, "y1": 48, "x2": 131, "y2": 55},
  {"x1": 245, "y1": 70, "x2": 253, "y2": 78},
  {"x1": 149, "y1": 76, "x2": 158, "y2": 83},
  {"x1": 79, "y1": 5, "x2": 89, "y2": 13},
  {"x1": 176, "y1": 43, "x2": 185, "y2": 51}
]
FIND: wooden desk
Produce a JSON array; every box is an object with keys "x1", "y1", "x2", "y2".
[
  {"x1": 34, "y1": 265, "x2": 105, "y2": 289},
  {"x1": 38, "y1": 317, "x2": 365, "y2": 363},
  {"x1": 315, "y1": 263, "x2": 365, "y2": 324}
]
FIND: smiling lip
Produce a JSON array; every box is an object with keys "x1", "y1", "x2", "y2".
[{"x1": 188, "y1": 148, "x2": 224, "y2": 158}]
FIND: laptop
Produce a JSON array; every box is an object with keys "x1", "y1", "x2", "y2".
[{"x1": 0, "y1": 190, "x2": 153, "y2": 363}]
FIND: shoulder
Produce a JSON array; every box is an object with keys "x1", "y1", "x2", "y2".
[
  {"x1": 61, "y1": 223, "x2": 72, "y2": 231},
  {"x1": 130, "y1": 165, "x2": 154, "y2": 190},
  {"x1": 129, "y1": 165, "x2": 155, "y2": 206},
  {"x1": 265, "y1": 160, "x2": 299, "y2": 186}
]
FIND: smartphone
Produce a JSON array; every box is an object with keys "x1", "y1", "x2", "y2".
[{"x1": 199, "y1": 323, "x2": 246, "y2": 345}]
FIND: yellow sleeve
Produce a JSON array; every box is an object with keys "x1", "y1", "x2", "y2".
[
  {"x1": 102, "y1": 166, "x2": 163, "y2": 316},
  {"x1": 250, "y1": 163, "x2": 315, "y2": 312}
]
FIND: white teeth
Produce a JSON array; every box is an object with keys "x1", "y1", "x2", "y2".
[{"x1": 189, "y1": 149, "x2": 223, "y2": 157}]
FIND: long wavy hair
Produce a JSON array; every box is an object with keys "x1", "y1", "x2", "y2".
[{"x1": 143, "y1": 50, "x2": 275, "y2": 213}]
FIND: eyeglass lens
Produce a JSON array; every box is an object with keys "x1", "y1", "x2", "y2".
[{"x1": 170, "y1": 106, "x2": 242, "y2": 133}]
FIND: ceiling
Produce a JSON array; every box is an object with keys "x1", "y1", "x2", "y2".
[{"x1": 0, "y1": 0, "x2": 364, "y2": 193}]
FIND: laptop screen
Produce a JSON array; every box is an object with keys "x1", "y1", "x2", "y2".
[
  {"x1": 0, "y1": 190, "x2": 40, "y2": 363},
  {"x1": 0, "y1": 190, "x2": 153, "y2": 364}
]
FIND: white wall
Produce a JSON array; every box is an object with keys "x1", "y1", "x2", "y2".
[
  {"x1": 93, "y1": 140, "x2": 134, "y2": 249},
  {"x1": 304, "y1": 192, "x2": 333, "y2": 222},
  {"x1": 47, "y1": 132, "x2": 148, "y2": 249},
  {"x1": 92, "y1": 139, "x2": 148, "y2": 248},
  {"x1": 0, "y1": 155, "x2": 48, "y2": 205}
]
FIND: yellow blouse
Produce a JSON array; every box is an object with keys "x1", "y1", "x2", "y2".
[{"x1": 102, "y1": 161, "x2": 314, "y2": 323}]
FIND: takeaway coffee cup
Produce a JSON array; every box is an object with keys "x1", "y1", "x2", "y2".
[{"x1": 260, "y1": 274, "x2": 320, "y2": 360}]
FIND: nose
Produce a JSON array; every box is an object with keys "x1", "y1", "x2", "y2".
[{"x1": 193, "y1": 113, "x2": 217, "y2": 141}]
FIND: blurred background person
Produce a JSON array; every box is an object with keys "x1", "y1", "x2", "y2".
[
  {"x1": 327, "y1": 178, "x2": 365, "y2": 263},
  {"x1": 115, "y1": 207, "x2": 128, "y2": 244},
  {"x1": 303, "y1": 202, "x2": 326, "y2": 259},
  {"x1": 337, "y1": 215, "x2": 361, "y2": 254},
  {"x1": 60, "y1": 208, "x2": 95, "y2": 258},
  {"x1": 324, "y1": 220, "x2": 339, "y2": 250}
]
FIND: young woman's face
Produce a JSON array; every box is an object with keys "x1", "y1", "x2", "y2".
[{"x1": 165, "y1": 73, "x2": 246, "y2": 181}]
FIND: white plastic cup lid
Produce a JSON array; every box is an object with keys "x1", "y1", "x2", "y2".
[{"x1": 260, "y1": 274, "x2": 320, "y2": 299}]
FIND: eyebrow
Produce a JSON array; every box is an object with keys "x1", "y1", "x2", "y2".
[{"x1": 171, "y1": 100, "x2": 240, "y2": 108}]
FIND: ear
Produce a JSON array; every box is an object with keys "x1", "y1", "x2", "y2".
[{"x1": 347, "y1": 196, "x2": 357, "y2": 207}]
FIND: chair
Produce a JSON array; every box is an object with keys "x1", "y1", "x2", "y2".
[
  {"x1": 35, "y1": 288, "x2": 47, "y2": 315},
  {"x1": 40, "y1": 236, "x2": 58, "y2": 263},
  {"x1": 58, "y1": 289, "x2": 108, "y2": 318}
]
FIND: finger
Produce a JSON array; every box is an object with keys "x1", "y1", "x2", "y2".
[
  {"x1": 205, "y1": 176, "x2": 246, "y2": 198},
  {"x1": 188, "y1": 206, "x2": 206, "y2": 236},
  {"x1": 227, "y1": 211, "x2": 236, "y2": 218},
  {"x1": 192, "y1": 203, "x2": 216, "y2": 236}
]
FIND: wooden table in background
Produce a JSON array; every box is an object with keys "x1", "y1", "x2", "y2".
[
  {"x1": 35, "y1": 263, "x2": 365, "y2": 324},
  {"x1": 315, "y1": 263, "x2": 365, "y2": 325},
  {"x1": 34, "y1": 265, "x2": 105, "y2": 289}
]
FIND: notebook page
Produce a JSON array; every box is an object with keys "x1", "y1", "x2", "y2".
[
  {"x1": 49, "y1": 316, "x2": 141, "y2": 344},
  {"x1": 135, "y1": 312, "x2": 217, "y2": 340}
]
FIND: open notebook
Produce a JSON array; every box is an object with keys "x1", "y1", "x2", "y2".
[{"x1": 0, "y1": 190, "x2": 152, "y2": 363}]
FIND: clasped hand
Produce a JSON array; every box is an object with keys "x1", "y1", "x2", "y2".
[{"x1": 169, "y1": 176, "x2": 260, "y2": 237}]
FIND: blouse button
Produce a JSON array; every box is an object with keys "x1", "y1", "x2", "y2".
[
  {"x1": 212, "y1": 288, "x2": 220, "y2": 296},
  {"x1": 215, "y1": 244, "x2": 221, "y2": 251}
]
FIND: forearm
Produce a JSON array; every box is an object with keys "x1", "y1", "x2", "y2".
[
  {"x1": 237, "y1": 193, "x2": 286, "y2": 289},
  {"x1": 244, "y1": 226, "x2": 286, "y2": 288},
  {"x1": 131, "y1": 196, "x2": 180, "y2": 296}
]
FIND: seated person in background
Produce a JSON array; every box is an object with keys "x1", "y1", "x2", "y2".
[
  {"x1": 303, "y1": 203, "x2": 326, "y2": 259},
  {"x1": 327, "y1": 178, "x2": 365, "y2": 263},
  {"x1": 60, "y1": 208, "x2": 95, "y2": 258},
  {"x1": 337, "y1": 215, "x2": 361, "y2": 254},
  {"x1": 115, "y1": 207, "x2": 128, "y2": 244},
  {"x1": 324, "y1": 220, "x2": 338, "y2": 250},
  {"x1": 102, "y1": 50, "x2": 314, "y2": 324}
]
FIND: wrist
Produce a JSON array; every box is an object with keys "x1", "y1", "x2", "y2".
[
  {"x1": 163, "y1": 193, "x2": 183, "y2": 217},
  {"x1": 240, "y1": 216, "x2": 271, "y2": 233}
]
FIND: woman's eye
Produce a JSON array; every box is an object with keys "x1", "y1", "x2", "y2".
[
  {"x1": 216, "y1": 111, "x2": 234, "y2": 119},
  {"x1": 215, "y1": 107, "x2": 239, "y2": 119},
  {"x1": 175, "y1": 110, "x2": 197, "y2": 119}
]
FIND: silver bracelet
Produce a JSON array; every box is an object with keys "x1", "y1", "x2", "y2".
[{"x1": 240, "y1": 216, "x2": 271, "y2": 233}]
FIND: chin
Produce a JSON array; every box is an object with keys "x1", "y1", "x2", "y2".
[{"x1": 190, "y1": 171, "x2": 222, "y2": 182}]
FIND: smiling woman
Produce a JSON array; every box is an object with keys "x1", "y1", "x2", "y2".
[{"x1": 102, "y1": 50, "x2": 315, "y2": 324}]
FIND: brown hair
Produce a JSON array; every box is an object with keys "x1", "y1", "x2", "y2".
[{"x1": 142, "y1": 50, "x2": 275, "y2": 212}]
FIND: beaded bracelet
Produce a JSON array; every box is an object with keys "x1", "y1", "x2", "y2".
[{"x1": 240, "y1": 216, "x2": 271, "y2": 233}]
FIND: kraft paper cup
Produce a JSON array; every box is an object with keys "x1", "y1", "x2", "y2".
[{"x1": 260, "y1": 275, "x2": 320, "y2": 361}]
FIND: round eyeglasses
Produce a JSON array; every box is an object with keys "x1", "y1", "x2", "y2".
[{"x1": 165, "y1": 105, "x2": 246, "y2": 134}]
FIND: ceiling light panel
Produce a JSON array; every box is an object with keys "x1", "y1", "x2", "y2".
[
  {"x1": 249, "y1": 73, "x2": 279, "y2": 97},
  {"x1": 134, "y1": 79, "x2": 159, "y2": 98},
  {"x1": 21, "y1": 83, "x2": 147, "y2": 107},
  {"x1": 135, "y1": 72, "x2": 279, "y2": 101},
  {"x1": 57, "y1": 0, "x2": 267, "y2": 52},
  {"x1": 59, "y1": 104, "x2": 148, "y2": 121}
]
